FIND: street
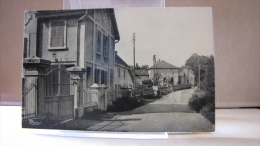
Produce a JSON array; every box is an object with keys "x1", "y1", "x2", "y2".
[{"x1": 87, "y1": 88, "x2": 214, "y2": 132}]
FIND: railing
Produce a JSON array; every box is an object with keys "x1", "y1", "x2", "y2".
[{"x1": 22, "y1": 83, "x2": 37, "y2": 119}]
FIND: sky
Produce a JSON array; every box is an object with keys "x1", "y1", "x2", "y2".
[{"x1": 114, "y1": 7, "x2": 214, "y2": 67}]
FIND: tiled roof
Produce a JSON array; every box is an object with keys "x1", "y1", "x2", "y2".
[
  {"x1": 149, "y1": 60, "x2": 179, "y2": 69},
  {"x1": 178, "y1": 67, "x2": 195, "y2": 75},
  {"x1": 135, "y1": 69, "x2": 149, "y2": 76},
  {"x1": 178, "y1": 67, "x2": 186, "y2": 73},
  {"x1": 115, "y1": 53, "x2": 129, "y2": 68}
]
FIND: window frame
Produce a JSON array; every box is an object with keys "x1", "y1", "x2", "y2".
[
  {"x1": 118, "y1": 68, "x2": 121, "y2": 77},
  {"x1": 96, "y1": 28, "x2": 102, "y2": 55},
  {"x1": 103, "y1": 34, "x2": 109, "y2": 59},
  {"x1": 48, "y1": 20, "x2": 67, "y2": 50}
]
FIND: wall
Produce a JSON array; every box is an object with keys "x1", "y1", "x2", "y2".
[
  {"x1": 114, "y1": 65, "x2": 133, "y2": 88},
  {"x1": 40, "y1": 18, "x2": 78, "y2": 62}
]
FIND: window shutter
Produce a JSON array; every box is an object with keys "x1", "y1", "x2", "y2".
[
  {"x1": 50, "y1": 21, "x2": 65, "y2": 47},
  {"x1": 97, "y1": 30, "x2": 101, "y2": 53}
]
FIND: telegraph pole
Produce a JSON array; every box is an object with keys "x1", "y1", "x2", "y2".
[
  {"x1": 133, "y1": 33, "x2": 136, "y2": 98},
  {"x1": 153, "y1": 55, "x2": 155, "y2": 85},
  {"x1": 198, "y1": 55, "x2": 200, "y2": 90}
]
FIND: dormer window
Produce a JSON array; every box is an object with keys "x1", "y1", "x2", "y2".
[{"x1": 48, "y1": 20, "x2": 67, "y2": 49}]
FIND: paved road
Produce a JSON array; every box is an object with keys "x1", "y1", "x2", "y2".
[{"x1": 87, "y1": 88, "x2": 214, "y2": 132}]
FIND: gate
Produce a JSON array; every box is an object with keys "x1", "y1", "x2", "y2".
[
  {"x1": 22, "y1": 78, "x2": 37, "y2": 119},
  {"x1": 45, "y1": 65, "x2": 74, "y2": 122}
]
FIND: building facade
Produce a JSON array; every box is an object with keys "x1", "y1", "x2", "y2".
[
  {"x1": 178, "y1": 67, "x2": 195, "y2": 85},
  {"x1": 135, "y1": 69, "x2": 149, "y2": 85},
  {"x1": 148, "y1": 60, "x2": 195, "y2": 87},
  {"x1": 114, "y1": 52, "x2": 134, "y2": 90},
  {"x1": 22, "y1": 9, "x2": 120, "y2": 122},
  {"x1": 148, "y1": 60, "x2": 179, "y2": 87}
]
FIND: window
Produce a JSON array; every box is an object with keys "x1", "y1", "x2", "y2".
[
  {"x1": 23, "y1": 38, "x2": 28, "y2": 58},
  {"x1": 97, "y1": 30, "x2": 101, "y2": 54},
  {"x1": 118, "y1": 68, "x2": 120, "y2": 77},
  {"x1": 101, "y1": 70, "x2": 108, "y2": 85},
  {"x1": 86, "y1": 67, "x2": 93, "y2": 87},
  {"x1": 171, "y1": 77, "x2": 174, "y2": 85},
  {"x1": 95, "y1": 69, "x2": 100, "y2": 84},
  {"x1": 124, "y1": 70, "x2": 126, "y2": 79},
  {"x1": 103, "y1": 35, "x2": 109, "y2": 58},
  {"x1": 49, "y1": 20, "x2": 66, "y2": 49},
  {"x1": 110, "y1": 69, "x2": 114, "y2": 89}
]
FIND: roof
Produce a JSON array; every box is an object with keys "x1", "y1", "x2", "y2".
[
  {"x1": 149, "y1": 60, "x2": 179, "y2": 69},
  {"x1": 135, "y1": 69, "x2": 149, "y2": 76},
  {"x1": 115, "y1": 53, "x2": 129, "y2": 68},
  {"x1": 34, "y1": 9, "x2": 120, "y2": 41},
  {"x1": 178, "y1": 67, "x2": 186, "y2": 73},
  {"x1": 178, "y1": 67, "x2": 195, "y2": 75}
]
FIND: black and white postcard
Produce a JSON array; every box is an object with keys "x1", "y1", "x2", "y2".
[{"x1": 22, "y1": 8, "x2": 215, "y2": 132}]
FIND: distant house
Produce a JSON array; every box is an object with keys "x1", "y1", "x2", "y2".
[
  {"x1": 135, "y1": 69, "x2": 149, "y2": 85},
  {"x1": 114, "y1": 52, "x2": 134, "y2": 90},
  {"x1": 178, "y1": 67, "x2": 195, "y2": 85},
  {"x1": 22, "y1": 9, "x2": 120, "y2": 122},
  {"x1": 148, "y1": 60, "x2": 179, "y2": 87},
  {"x1": 148, "y1": 60, "x2": 195, "y2": 87}
]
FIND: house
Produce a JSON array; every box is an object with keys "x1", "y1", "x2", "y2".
[
  {"x1": 135, "y1": 69, "x2": 149, "y2": 85},
  {"x1": 178, "y1": 67, "x2": 195, "y2": 85},
  {"x1": 114, "y1": 52, "x2": 134, "y2": 90},
  {"x1": 22, "y1": 9, "x2": 120, "y2": 122},
  {"x1": 148, "y1": 60, "x2": 195, "y2": 87},
  {"x1": 148, "y1": 60, "x2": 179, "y2": 87}
]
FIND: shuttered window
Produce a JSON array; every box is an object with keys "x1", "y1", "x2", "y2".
[
  {"x1": 103, "y1": 35, "x2": 109, "y2": 58},
  {"x1": 49, "y1": 21, "x2": 66, "y2": 48},
  {"x1": 101, "y1": 70, "x2": 108, "y2": 85},
  {"x1": 97, "y1": 30, "x2": 101, "y2": 54},
  {"x1": 95, "y1": 69, "x2": 100, "y2": 84}
]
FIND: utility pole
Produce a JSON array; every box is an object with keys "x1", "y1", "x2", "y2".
[
  {"x1": 153, "y1": 55, "x2": 156, "y2": 85},
  {"x1": 133, "y1": 33, "x2": 136, "y2": 98},
  {"x1": 198, "y1": 55, "x2": 200, "y2": 90}
]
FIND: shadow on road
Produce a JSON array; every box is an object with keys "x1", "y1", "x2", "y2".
[{"x1": 121, "y1": 104, "x2": 196, "y2": 115}]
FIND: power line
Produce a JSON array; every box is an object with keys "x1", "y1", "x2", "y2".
[{"x1": 116, "y1": 39, "x2": 132, "y2": 50}]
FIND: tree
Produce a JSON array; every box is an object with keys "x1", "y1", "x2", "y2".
[
  {"x1": 185, "y1": 54, "x2": 212, "y2": 85},
  {"x1": 140, "y1": 65, "x2": 149, "y2": 69},
  {"x1": 135, "y1": 63, "x2": 140, "y2": 69},
  {"x1": 200, "y1": 55, "x2": 215, "y2": 96},
  {"x1": 129, "y1": 64, "x2": 149, "y2": 70}
]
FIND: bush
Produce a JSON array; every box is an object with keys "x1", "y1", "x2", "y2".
[
  {"x1": 200, "y1": 102, "x2": 215, "y2": 124},
  {"x1": 188, "y1": 91, "x2": 207, "y2": 112},
  {"x1": 108, "y1": 96, "x2": 144, "y2": 112},
  {"x1": 188, "y1": 90, "x2": 215, "y2": 124}
]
